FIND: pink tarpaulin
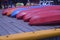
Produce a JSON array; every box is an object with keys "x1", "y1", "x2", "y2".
[{"x1": 29, "y1": 10, "x2": 60, "y2": 25}]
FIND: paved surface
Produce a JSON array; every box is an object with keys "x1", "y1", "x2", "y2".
[{"x1": 0, "y1": 9, "x2": 60, "y2": 36}]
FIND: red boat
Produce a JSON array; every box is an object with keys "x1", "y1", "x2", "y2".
[
  {"x1": 2, "y1": 8, "x2": 12, "y2": 15},
  {"x1": 29, "y1": 10, "x2": 60, "y2": 25}
]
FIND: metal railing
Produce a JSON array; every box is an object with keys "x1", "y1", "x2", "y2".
[{"x1": 39, "y1": 1, "x2": 54, "y2": 5}]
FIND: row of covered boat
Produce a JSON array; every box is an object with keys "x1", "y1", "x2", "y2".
[{"x1": 2, "y1": 5, "x2": 60, "y2": 25}]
